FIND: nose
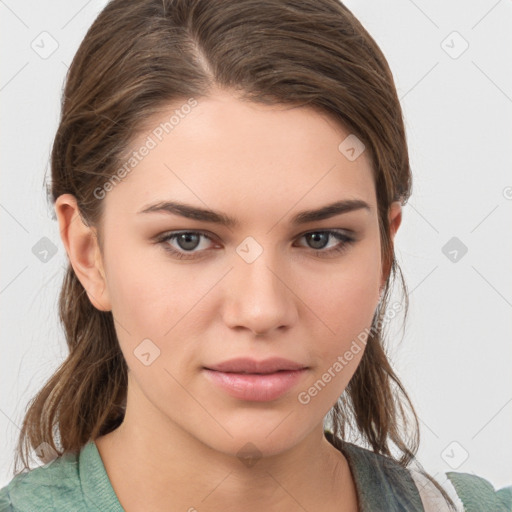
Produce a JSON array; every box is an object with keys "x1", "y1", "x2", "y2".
[{"x1": 222, "y1": 250, "x2": 298, "y2": 337}]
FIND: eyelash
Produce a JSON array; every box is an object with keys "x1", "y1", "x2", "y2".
[{"x1": 156, "y1": 229, "x2": 355, "y2": 260}]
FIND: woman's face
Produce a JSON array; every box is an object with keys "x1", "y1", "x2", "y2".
[{"x1": 81, "y1": 90, "x2": 400, "y2": 456}]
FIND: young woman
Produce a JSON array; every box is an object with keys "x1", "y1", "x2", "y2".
[{"x1": 1, "y1": 1, "x2": 510, "y2": 511}]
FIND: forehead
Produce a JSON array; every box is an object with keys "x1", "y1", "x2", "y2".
[{"x1": 105, "y1": 91, "x2": 376, "y2": 220}]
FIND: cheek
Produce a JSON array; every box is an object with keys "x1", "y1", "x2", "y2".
[
  {"x1": 295, "y1": 242, "x2": 381, "y2": 398},
  {"x1": 103, "y1": 225, "x2": 181, "y2": 315},
  {"x1": 103, "y1": 248, "x2": 205, "y2": 399},
  {"x1": 300, "y1": 245, "x2": 381, "y2": 342},
  {"x1": 102, "y1": 234, "x2": 205, "y2": 351}
]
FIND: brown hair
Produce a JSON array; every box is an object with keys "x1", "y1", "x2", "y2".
[{"x1": 16, "y1": 0, "x2": 455, "y2": 507}]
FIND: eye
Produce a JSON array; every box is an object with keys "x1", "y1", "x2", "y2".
[
  {"x1": 155, "y1": 229, "x2": 355, "y2": 260},
  {"x1": 157, "y1": 230, "x2": 217, "y2": 259},
  {"x1": 294, "y1": 230, "x2": 355, "y2": 257}
]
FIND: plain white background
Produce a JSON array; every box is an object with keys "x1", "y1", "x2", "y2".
[{"x1": 1, "y1": 0, "x2": 511, "y2": 491}]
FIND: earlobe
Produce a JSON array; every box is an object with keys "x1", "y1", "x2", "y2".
[{"x1": 54, "y1": 194, "x2": 111, "y2": 312}]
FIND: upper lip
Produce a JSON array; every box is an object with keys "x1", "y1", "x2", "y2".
[{"x1": 204, "y1": 357, "x2": 308, "y2": 374}]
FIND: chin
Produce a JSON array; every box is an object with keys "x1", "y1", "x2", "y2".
[{"x1": 194, "y1": 421, "x2": 308, "y2": 461}]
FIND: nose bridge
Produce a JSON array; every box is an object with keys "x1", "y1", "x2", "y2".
[{"x1": 224, "y1": 236, "x2": 295, "y2": 334}]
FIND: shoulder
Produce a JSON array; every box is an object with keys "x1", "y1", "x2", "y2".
[
  {"x1": 408, "y1": 465, "x2": 512, "y2": 512},
  {"x1": 327, "y1": 433, "x2": 512, "y2": 512},
  {"x1": 0, "y1": 450, "x2": 84, "y2": 512},
  {"x1": 336, "y1": 439, "x2": 427, "y2": 510},
  {"x1": 446, "y1": 471, "x2": 512, "y2": 511},
  {"x1": 407, "y1": 466, "x2": 464, "y2": 511}
]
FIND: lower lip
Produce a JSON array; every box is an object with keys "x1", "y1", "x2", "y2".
[{"x1": 203, "y1": 368, "x2": 308, "y2": 402}]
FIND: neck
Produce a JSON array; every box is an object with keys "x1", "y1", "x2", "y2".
[{"x1": 94, "y1": 384, "x2": 357, "y2": 512}]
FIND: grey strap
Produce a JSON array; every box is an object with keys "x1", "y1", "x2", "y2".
[{"x1": 325, "y1": 431, "x2": 425, "y2": 512}]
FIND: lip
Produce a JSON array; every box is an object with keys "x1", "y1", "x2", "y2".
[
  {"x1": 203, "y1": 357, "x2": 309, "y2": 402},
  {"x1": 204, "y1": 357, "x2": 307, "y2": 374}
]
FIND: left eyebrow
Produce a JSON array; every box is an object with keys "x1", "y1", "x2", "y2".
[
  {"x1": 137, "y1": 198, "x2": 371, "y2": 228},
  {"x1": 291, "y1": 199, "x2": 371, "y2": 224}
]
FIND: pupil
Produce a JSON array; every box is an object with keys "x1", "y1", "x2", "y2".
[
  {"x1": 178, "y1": 233, "x2": 200, "y2": 251},
  {"x1": 308, "y1": 232, "x2": 328, "y2": 249}
]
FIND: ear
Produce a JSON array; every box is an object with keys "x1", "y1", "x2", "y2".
[
  {"x1": 54, "y1": 194, "x2": 111, "y2": 312},
  {"x1": 380, "y1": 201, "x2": 402, "y2": 294},
  {"x1": 388, "y1": 200, "x2": 402, "y2": 242}
]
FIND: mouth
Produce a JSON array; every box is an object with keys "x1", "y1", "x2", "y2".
[
  {"x1": 204, "y1": 356, "x2": 308, "y2": 374},
  {"x1": 202, "y1": 358, "x2": 309, "y2": 402}
]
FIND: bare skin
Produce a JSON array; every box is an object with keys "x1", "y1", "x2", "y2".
[{"x1": 56, "y1": 89, "x2": 401, "y2": 512}]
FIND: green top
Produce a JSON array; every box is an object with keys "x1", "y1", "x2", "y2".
[
  {"x1": 1, "y1": 432, "x2": 510, "y2": 511},
  {"x1": 0, "y1": 441, "x2": 123, "y2": 512}
]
